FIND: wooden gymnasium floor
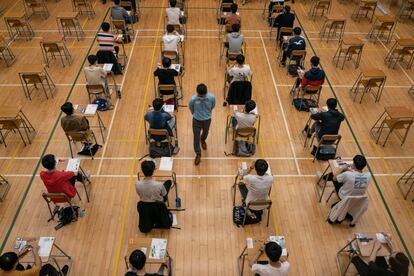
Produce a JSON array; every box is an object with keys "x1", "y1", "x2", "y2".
[{"x1": 0, "y1": 0, "x2": 413, "y2": 275}]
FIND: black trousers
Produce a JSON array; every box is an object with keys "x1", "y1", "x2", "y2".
[
  {"x1": 163, "y1": 180, "x2": 172, "y2": 202},
  {"x1": 69, "y1": 174, "x2": 84, "y2": 186},
  {"x1": 238, "y1": 183, "x2": 248, "y2": 202},
  {"x1": 351, "y1": 256, "x2": 389, "y2": 276}
]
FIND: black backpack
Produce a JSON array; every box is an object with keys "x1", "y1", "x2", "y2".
[
  {"x1": 58, "y1": 206, "x2": 79, "y2": 225},
  {"x1": 78, "y1": 143, "x2": 101, "y2": 156},
  {"x1": 232, "y1": 140, "x2": 256, "y2": 157},
  {"x1": 233, "y1": 206, "x2": 262, "y2": 227},
  {"x1": 149, "y1": 141, "x2": 174, "y2": 158},
  {"x1": 292, "y1": 98, "x2": 318, "y2": 112},
  {"x1": 311, "y1": 145, "x2": 337, "y2": 160}
]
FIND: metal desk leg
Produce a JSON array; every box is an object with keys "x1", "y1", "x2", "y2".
[
  {"x1": 238, "y1": 245, "x2": 247, "y2": 276},
  {"x1": 96, "y1": 111, "x2": 106, "y2": 144},
  {"x1": 316, "y1": 164, "x2": 330, "y2": 202}
]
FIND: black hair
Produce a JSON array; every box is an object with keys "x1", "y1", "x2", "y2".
[
  {"x1": 114, "y1": 0, "x2": 120, "y2": 5},
  {"x1": 101, "y1": 22, "x2": 110, "y2": 32},
  {"x1": 310, "y1": 56, "x2": 320, "y2": 67},
  {"x1": 284, "y1": 5, "x2": 291, "y2": 13},
  {"x1": 254, "y1": 159, "x2": 268, "y2": 176},
  {"x1": 245, "y1": 100, "x2": 256, "y2": 113},
  {"x1": 353, "y1": 155, "x2": 367, "y2": 170},
  {"x1": 389, "y1": 252, "x2": 409, "y2": 276},
  {"x1": 197, "y1": 83, "x2": 208, "y2": 96},
  {"x1": 39, "y1": 264, "x2": 60, "y2": 276},
  {"x1": 162, "y1": 57, "x2": 172, "y2": 68},
  {"x1": 236, "y1": 54, "x2": 245, "y2": 65},
  {"x1": 293, "y1": 27, "x2": 302, "y2": 36},
  {"x1": 152, "y1": 98, "x2": 164, "y2": 111},
  {"x1": 87, "y1": 54, "x2": 98, "y2": 65},
  {"x1": 0, "y1": 252, "x2": 18, "y2": 271},
  {"x1": 141, "y1": 160, "x2": 156, "y2": 177},
  {"x1": 232, "y1": 23, "x2": 240, "y2": 33},
  {"x1": 170, "y1": 0, "x2": 177, "y2": 7},
  {"x1": 231, "y1": 3, "x2": 238, "y2": 13},
  {"x1": 265, "y1": 242, "x2": 282, "y2": 262},
  {"x1": 326, "y1": 98, "x2": 337, "y2": 110},
  {"x1": 166, "y1": 24, "x2": 174, "y2": 33},
  {"x1": 42, "y1": 154, "x2": 56, "y2": 171},
  {"x1": 129, "y1": 250, "x2": 146, "y2": 270},
  {"x1": 61, "y1": 102, "x2": 74, "y2": 116}
]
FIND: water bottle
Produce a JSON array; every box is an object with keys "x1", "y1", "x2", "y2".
[
  {"x1": 79, "y1": 209, "x2": 86, "y2": 217},
  {"x1": 175, "y1": 197, "x2": 181, "y2": 208}
]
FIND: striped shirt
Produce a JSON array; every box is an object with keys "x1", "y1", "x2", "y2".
[{"x1": 97, "y1": 32, "x2": 115, "y2": 52}]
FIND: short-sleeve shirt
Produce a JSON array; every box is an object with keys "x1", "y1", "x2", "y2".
[
  {"x1": 228, "y1": 65, "x2": 251, "y2": 83},
  {"x1": 243, "y1": 174, "x2": 273, "y2": 210},
  {"x1": 336, "y1": 170, "x2": 371, "y2": 199},
  {"x1": 162, "y1": 34, "x2": 182, "y2": 52},
  {"x1": 97, "y1": 32, "x2": 116, "y2": 52},
  {"x1": 135, "y1": 179, "x2": 167, "y2": 202},
  {"x1": 154, "y1": 67, "x2": 179, "y2": 85},
  {"x1": 251, "y1": 262, "x2": 290, "y2": 276},
  {"x1": 234, "y1": 111, "x2": 256, "y2": 129},
  {"x1": 166, "y1": 7, "x2": 181, "y2": 24}
]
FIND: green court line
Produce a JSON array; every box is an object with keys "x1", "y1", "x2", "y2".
[
  {"x1": 294, "y1": 15, "x2": 414, "y2": 266},
  {"x1": 0, "y1": 8, "x2": 110, "y2": 254}
]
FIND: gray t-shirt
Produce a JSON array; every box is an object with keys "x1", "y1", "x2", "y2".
[
  {"x1": 135, "y1": 178, "x2": 167, "y2": 202},
  {"x1": 243, "y1": 174, "x2": 273, "y2": 210},
  {"x1": 234, "y1": 111, "x2": 256, "y2": 129},
  {"x1": 251, "y1": 262, "x2": 290, "y2": 276},
  {"x1": 166, "y1": 7, "x2": 181, "y2": 24},
  {"x1": 228, "y1": 64, "x2": 252, "y2": 83},
  {"x1": 227, "y1": 32, "x2": 244, "y2": 53},
  {"x1": 336, "y1": 170, "x2": 371, "y2": 199}
]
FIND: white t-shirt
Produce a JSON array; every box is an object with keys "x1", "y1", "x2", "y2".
[
  {"x1": 135, "y1": 178, "x2": 167, "y2": 202},
  {"x1": 336, "y1": 170, "x2": 371, "y2": 199},
  {"x1": 166, "y1": 7, "x2": 181, "y2": 24},
  {"x1": 162, "y1": 33, "x2": 182, "y2": 52},
  {"x1": 243, "y1": 174, "x2": 273, "y2": 210},
  {"x1": 234, "y1": 111, "x2": 256, "y2": 129},
  {"x1": 228, "y1": 64, "x2": 252, "y2": 83},
  {"x1": 252, "y1": 262, "x2": 290, "y2": 276}
]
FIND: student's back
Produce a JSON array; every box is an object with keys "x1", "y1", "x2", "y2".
[
  {"x1": 227, "y1": 32, "x2": 244, "y2": 53},
  {"x1": 275, "y1": 12, "x2": 295, "y2": 28}
]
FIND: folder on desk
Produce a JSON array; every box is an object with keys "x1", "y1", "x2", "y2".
[
  {"x1": 84, "y1": 104, "x2": 98, "y2": 115},
  {"x1": 149, "y1": 238, "x2": 167, "y2": 259},
  {"x1": 66, "y1": 158, "x2": 80, "y2": 173}
]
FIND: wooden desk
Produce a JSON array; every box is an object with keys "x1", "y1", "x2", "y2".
[
  {"x1": 319, "y1": 15, "x2": 346, "y2": 41},
  {"x1": 367, "y1": 15, "x2": 396, "y2": 43},
  {"x1": 0, "y1": 33, "x2": 16, "y2": 66},
  {"x1": 336, "y1": 232, "x2": 391, "y2": 275},
  {"x1": 4, "y1": 11, "x2": 35, "y2": 41},
  {"x1": 0, "y1": 104, "x2": 36, "y2": 146},
  {"x1": 40, "y1": 34, "x2": 72, "y2": 67},
  {"x1": 385, "y1": 38, "x2": 414, "y2": 69},
  {"x1": 12, "y1": 237, "x2": 71, "y2": 272},
  {"x1": 315, "y1": 159, "x2": 353, "y2": 202},
  {"x1": 352, "y1": 0, "x2": 377, "y2": 22},
  {"x1": 74, "y1": 104, "x2": 106, "y2": 144},
  {"x1": 18, "y1": 64, "x2": 56, "y2": 100},
  {"x1": 333, "y1": 37, "x2": 364, "y2": 69},
  {"x1": 238, "y1": 235, "x2": 287, "y2": 276},
  {"x1": 23, "y1": 0, "x2": 49, "y2": 20},
  {"x1": 302, "y1": 106, "x2": 328, "y2": 147},
  {"x1": 350, "y1": 68, "x2": 386, "y2": 103},
  {"x1": 370, "y1": 106, "x2": 414, "y2": 146},
  {"x1": 56, "y1": 12, "x2": 84, "y2": 41}
]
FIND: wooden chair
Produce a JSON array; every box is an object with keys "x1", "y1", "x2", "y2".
[
  {"x1": 0, "y1": 175, "x2": 10, "y2": 202},
  {"x1": 111, "y1": 18, "x2": 134, "y2": 37},
  {"x1": 375, "y1": 118, "x2": 413, "y2": 146},
  {"x1": 310, "y1": 134, "x2": 341, "y2": 162},
  {"x1": 19, "y1": 68, "x2": 56, "y2": 100},
  {"x1": 243, "y1": 200, "x2": 272, "y2": 227},
  {"x1": 269, "y1": 5, "x2": 284, "y2": 39},
  {"x1": 291, "y1": 85, "x2": 323, "y2": 109},
  {"x1": 72, "y1": 0, "x2": 95, "y2": 19},
  {"x1": 276, "y1": 27, "x2": 294, "y2": 48},
  {"x1": 286, "y1": 50, "x2": 306, "y2": 68},
  {"x1": 396, "y1": 165, "x2": 414, "y2": 200},
  {"x1": 86, "y1": 84, "x2": 108, "y2": 103},
  {"x1": 0, "y1": 118, "x2": 32, "y2": 147},
  {"x1": 4, "y1": 15, "x2": 35, "y2": 41},
  {"x1": 397, "y1": 0, "x2": 414, "y2": 21},
  {"x1": 24, "y1": 0, "x2": 49, "y2": 19},
  {"x1": 158, "y1": 84, "x2": 179, "y2": 110},
  {"x1": 161, "y1": 47, "x2": 180, "y2": 64},
  {"x1": 146, "y1": 129, "x2": 174, "y2": 156},
  {"x1": 367, "y1": 15, "x2": 397, "y2": 43},
  {"x1": 120, "y1": 0, "x2": 140, "y2": 22},
  {"x1": 40, "y1": 40, "x2": 72, "y2": 67},
  {"x1": 56, "y1": 12, "x2": 84, "y2": 41},
  {"x1": 350, "y1": 69, "x2": 386, "y2": 103},
  {"x1": 319, "y1": 16, "x2": 346, "y2": 42},
  {"x1": 384, "y1": 38, "x2": 414, "y2": 69},
  {"x1": 352, "y1": 0, "x2": 377, "y2": 22},
  {"x1": 0, "y1": 34, "x2": 16, "y2": 66},
  {"x1": 309, "y1": 0, "x2": 331, "y2": 18},
  {"x1": 65, "y1": 130, "x2": 98, "y2": 159},
  {"x1": 332, "y1": 37, "x2": 364, "y2": 69},
  {"x1": 42, "y1": 193, "x2": 77, "y2": 222}
]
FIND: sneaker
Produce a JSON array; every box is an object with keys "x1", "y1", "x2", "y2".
[
  {"x1": 61, "y1": 265, "x2": 69, "y2": 275},
  {"x1": 194, "y1": 155, "x2": 201, "y2": 166}
]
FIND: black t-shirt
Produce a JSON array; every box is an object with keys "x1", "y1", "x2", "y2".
[{"x1": 154, "y1": 68, "x2": 178, "y2": 85}]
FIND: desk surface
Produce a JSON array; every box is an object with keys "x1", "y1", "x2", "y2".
[
  {"x1": 361, "y1": 68, "x2": 386, "y2": 78},
  {"x1": 41, "y1": 33, "x2": 65, "y2": 43},
  {"x1": 19, "y1": 64, "x2": 46, "y2": 74},
  {"x1": 245, "y1": 236, "x2": 287, "y2": 263},
  {"x1": 56, "y1": 11, "x2": 79, "y2": 18},
  {"x1": 0, "y1": 104, "x2": 23, "y2": 119},
  {"x1": 385, "y1": 106, "x2": 414, "y2": 119},
  {"x1": 138, "y1": 159, "x2": 174, "y2": 178},
  {"x1": 4, "y1": 11, "x2": 26, "y2": 18},
  {"x1": 342, "y1": 37, "x2": 363, "y2": 46},
  {"x1": 326, "y1": 15, "x2": 346, "y2": 21},
  {"x1": 375, "y1": 15, "x2": 395, "y2": 22},
  {"x1": 126, "y1": 237, "x2": 168, "y2": 264},
  {"x1": 396, "y1": 38, "x2": 414, "y2": 47},
  {"x1": 355, "y1": 233, "x2": 391, "y2": 257},
  {"x1": 14, "y1": 237, "x2": 55, "y2": 263},
  {"x1": 328, "y1": 159, "x2": 353, "y2": 177}
]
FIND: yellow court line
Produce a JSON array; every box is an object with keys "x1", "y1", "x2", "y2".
[
  {"x1": 112, "y1": 2, "x2": 165, "y2": 275},
  {"x1": 1, "y1": 142, "x2": 22, "y2": 175}
]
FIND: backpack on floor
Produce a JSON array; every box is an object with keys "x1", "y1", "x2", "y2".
[
  {"x1": 233, "y1": 206, "x2": 262, "y2": 227},
  {"x1": 149, "y1": 141, "x2": 175, "y2": 158},
  {"x1": 93, "y1": 98, "x2": 113, "y2": 111},
  {"x1": 78, "y1": 143, "x2": 101, "y2": 156},
  {"x1": 232, "y1": 140, "x2": 256, "y2": 157},
  {"x1": 292, "y1": 98, "x2": 318, "y2": 112},
  {"x1": 311, "y1": 145, "x2": 337, "y2": 160},
  {"x1": 58, "y1": 206, "x2": 79, "y2": 225}
]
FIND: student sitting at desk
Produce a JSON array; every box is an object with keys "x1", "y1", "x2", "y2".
[
  {"x1": 154, "y1": 57, "x2": 179, "y2": 95},
  {"x1": 305, "y1": 98, "x2": 344, "y2": 140},
  {"x1": 0, "y1": 243, "x2": 42, "y2": 276},
  {"x1": 111, "y1": 0, "x2": 133, "y2": 24},
  {"x1": 351, "y1": 239, "x2": 409, "y2": 276},
  {"x1": 295, "y1": 56, "x2": 325, "y2": 90},
  {"x1": 60, "y1": 102, "x2": 90, "y2": 134},
  {"x1": 162, "y1": 25, "x2": 182, "y2": 53},
  {"x1": 125, "y1": 249, "x2": 168, "y2": 276},
  {"x1": 166, "y1": 0, "x2": 181, "y2": 25},
  {"x1": 233, "y1": 100, "x2": 257, "y2": 129},
  {"x1": 239, "y1": 159, "x2": 273, "y2": 210},
  {"x1": 249, "y1": 241, "x2": 290, "y2": 276},
  {"x1": 272, "y1": 5, "x2": 295, "y2": 46},
  {"x1": 225, "y1": 4, "x2": 241, "y2": 32},
  {"x1": 144, "y1": 98, "x2": 176, "y2": 141},
  {"x1": 97, "y1": 22, "x2": 122, "y2": 54},
  {"x1": 40, "y1": 154, "x2": 84, "y2": 202},
  {"x1": 227, "y1": 54, "x2": 252, "y2": 83},
  {"x1": 280, "y1": 27, "x2": 305, "y2": 66},
  {"x1": 84, "y1": 54, "x2": 110, "y2": 97},
  {"x1": 135, "y1": 160, "x2": 172, "y2": 203},
  {"x1": 226, "y1": 24, "x2": 244, "y2": 54}
]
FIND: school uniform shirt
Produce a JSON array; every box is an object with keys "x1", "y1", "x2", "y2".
[
  {"x1": 84, "y1": 65, "x2": 107, "y2": 86},
  {"x1": 225, "y1": 13, "x2": 241, "y2": 28},
  {"x1": 251, "y1": 262, "x2": 290, "y2": 276},
  {"x1": 234, "y1": 111, "x2": 256, "y2": 129},
  {"x1": 189, "y1": 93, "x2": 216, "y2": 121},
  {"x1": 0, "y1": 267, "x2": 41, "y2": 276},
  {"x1": 274, "y1": 12, "x2": 295, "y2": 29},
  {"x1": 243, "y1": 174, "x2": 273, "y2": 210},
  {"x1": 144, "y1": 110, "x2": 174, "y2": 136},
  {"x1": 135, "y1": 179, "x2": 167, "y2": 202},
  {"x1": 166, "y1": 7, "x2": 181, "y2": 25},
  {"x1": 154, "y1": 67, "x2": 179, "y2": 85},
  {"x1": 97, "y1": 32, "x2": 116, "y2": 52},
  {"x1": 61, "y1": 115, "x2": 89, "y2": 133},
  {"x1": 228, "y1": 64, "x2": 251, "y2": 83},
  {"x1": 286, "y1": 36, "x2": 306, "y2": 56},
  {"x1": 40, "y1": 170, "x2": 77, "y2": 202},
  {"x1": 336, "y1": 170, "x2": 371, "y2": 199},
  {"x1": 227, "y1": 32, "x2": 244, "y2": 53},
  {"x1": 310, "y1": 109, "x2": 345, "y2": 139},
  {"x1": 162, "y1": 34, "x2": 182, "y2": 52}
]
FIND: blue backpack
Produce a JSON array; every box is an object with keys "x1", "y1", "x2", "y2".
[{"x1": 93, "y1": 98, "x2": 112, "y2": 111}]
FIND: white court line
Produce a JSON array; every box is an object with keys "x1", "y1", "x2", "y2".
[
  {"x1": 96, "y1": 31, "x2": 140, "y2": 176},
  {"x1": 259, "y1": 31, "x2": 301, "y2": 175}
]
